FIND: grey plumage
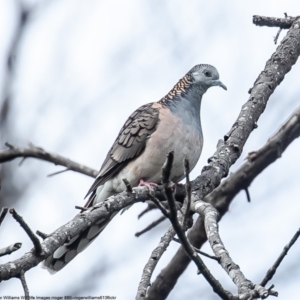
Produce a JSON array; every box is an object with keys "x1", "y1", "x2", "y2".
[{"x1": 43, "y1": 64, "x2": 226, "y2": 272}]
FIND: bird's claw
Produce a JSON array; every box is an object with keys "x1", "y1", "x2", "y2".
[{"x1": 138, "y1": 179, "x2": 158, "y2": 192}]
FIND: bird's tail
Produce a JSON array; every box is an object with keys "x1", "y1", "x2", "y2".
[{"x1": 43, "y1": 211, "x2": 117, "y2": 273}]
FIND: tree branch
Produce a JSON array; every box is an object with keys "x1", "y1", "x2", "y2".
[
  {"x1": 192, "y1": 200, "x2": 277, "y2": 298},
  {"x1": 19, "y1": 269, "x2": 29, "y2": 297},
  {"x1": 135, "y1": 225, "x2": 176, "y2": 299},
  {"x1": 0, "y1": 207, "x2": 8, "y2": 226},
  {"x1": 147, "y1": 15, "x2": 300, "y2": 299},
  {"x1": 0, "y1": 143, "x2": 98, "y2": 178},
  {"x1": 10, "y1": 208, "x2": 43, "y2": 256},
  {"x1": 0, "y1": 185, "x2": 160, "y2": 281},
  {"x1": 260, "y1": 227, "x2": 300, "y2": 287},
  {"x1": 0, "y1": 243, "x2": 22, "y2": 257},
  {"x1": 135, "y1": 216, "x2": 166, "y2": 237},
  {"x1": 161, "y1": 153, "x2": 234, "y2": 300},
  {"x1": 253, "y1": 15, "x2": 296, "y2": 29}
]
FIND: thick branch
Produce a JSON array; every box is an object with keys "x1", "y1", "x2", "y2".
[
  {"x1": 148, "y1": 102, "x2": 300, "y2": 299},
  {"x1": 0, "y1": 185, "x2": 156, "y2": 281},
  {"x1": 207, "y1": 105, "x2": 300, "y2": 208},
  {"x1": 0, "y1": 143, "x2": 98, "y2": 178},
  {"x1": 193, "y1": 16, "x2": 300, "y2": 202},
  {"x1": 147, "y1": 16, "x2": 300, "y2": 299}
]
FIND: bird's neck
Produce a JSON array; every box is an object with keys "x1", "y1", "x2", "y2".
[
  {"x1": 159, "y1": 74, "x2": 207, "y2": 107},
  {"x1": 159, "y1": 77, "x2": 206, "y2": 128}
]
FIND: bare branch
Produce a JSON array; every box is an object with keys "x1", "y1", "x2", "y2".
[
  {"x1": 19, "y1": 269, "x2": 29, "y2": 298},
  {"x1": 123, "y1": 178, "x2": 133, "y2": 193},
  {"x1": 172, "y1": 238, "x2": 219, "y2": 262},
  {"x1": 74, "y1": 205, "x2": 88, "y2": 211},
  {"x1": 136, "y1": 226, "x2": 176, "y2": 299},
  {"x1": 273, "y1": 14, "x2": 288, "y2": 44},
  {"x1": 208, "y1": 105, "x2": 300, "y2": 210},
  {"x1": 135, "y1": 216, "x2": 166, "y2": 237},
  {"x1": 148, "y1": 15, "x2": 300, "y2": 298},
  {"x1": 161, "y1": 153, "x2": 234, "y2": 300},
  {"x1": 0, "y1": 185, "x2": 157, "y2": 281},
  {"x1": 138, "y1": 200, "x2": 183, "y2": 219},
  {"x1": 0, "y1": 243, "x2": 22, "y2": 257},
  {"x1": 192, "y1": 201, "x2": 277, "y2": 298},
  {"x1": 261, "y1": 227, "x2": 300, "y2": 287},
  {"x1": 148, "y1": 195, "x2": 170, "y2": 218},
  {"x1": 9, "y1": 208, "x2": 43, "y2": 256},
  {"x1": 36, "y1": 230, "x2": 49, "y2": 240},
  {"x1": 149, "y1": 103, "x2": 300, "y2": 299},
  {"x1": 137, "y1": 201, "x2": 158, "y2": 218},
  {"x1": 0, "y1": 207, "x2": 8, "y2": 226},
  {"x1": 244, "y1": 188, "x2": 251, "y2": 202},
  {"x1": 253, "y1": 15, "x2": 296, "y2": 28},
  {"x1": 183, "y1": 159, "x2": 191, "y2": 230},
  {"x1": 193, "y1": 16, "x2": 300, "y2": 203},
  {"x1": 47, "y1": 168, "x2": 69, "y2": 177},
  {"x1": 0, "y1": 143, "x2": 98, "y2": 178}
]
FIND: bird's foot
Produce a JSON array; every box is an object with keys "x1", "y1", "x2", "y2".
[{"x1": 138, "y1": 179, "x2": 158, "y2": 191}]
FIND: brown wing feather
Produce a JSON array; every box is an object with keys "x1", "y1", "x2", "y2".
[{"x1": 85, "y1": 103, "x2": 160, "y2": 199}]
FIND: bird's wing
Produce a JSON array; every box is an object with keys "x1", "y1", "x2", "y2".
[{"x1": 85, "y1": 102, "x2": 160, "y2": 199}]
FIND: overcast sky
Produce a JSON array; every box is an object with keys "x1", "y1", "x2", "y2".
[{"x1": 1, "y1": 1, "x2": 300, "y2": 299}]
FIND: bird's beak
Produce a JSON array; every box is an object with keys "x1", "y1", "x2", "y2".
[{"x1": 213, "y1": 80, "x2": 227, "y2": 90}]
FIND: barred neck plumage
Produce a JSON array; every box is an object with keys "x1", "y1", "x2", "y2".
[{"x1": 158, "y1": 74, "x2": 194, "y2": 106}]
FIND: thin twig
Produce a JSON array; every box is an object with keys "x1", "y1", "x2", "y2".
[
  {"x1": 244, "y1": 188, "x2": 251, "y2": 202},
  {"x1": 123, "y1": 178, "x2": 133, "y2": 193},
  {"x1": 172, "y1": 238, "x2": 220, "y2": 262},
  {"x1": 18, "y1": 157, "x2": 26, "y2": 166},
  {"x1": 274, "y1": 13, "x2": 288, "y2": 44},
  {"x1": 5, "y1": 142, "x2": 14, "y2": 150},
  {"x1": 36, "y1": 230, "x2": 49, "y2": 240},
  {"x1": 10, "y1": 209, "x2": 43, "y2": 256},
  {"x1": 75, "y1": 205, "x2": 88, "y2": 211},
  {"x1": 261, "y1": 227, "x2": 300, "y2": 287},
  {"x1": 274, "y1": 28, "x2": 282, "y2": 44},
  {"x1": 148, "y1": 195, "x2": 169, "y2": 218},
  {"x1": 0, "y1": 207, "x2": 9, "y2": 226},
  {"x1": 47, "y1": 168, "x2": 69, "y2": 177},
  {"x1": 19, "y1": 269, "x2": 29, "y2": 297},
  {"x1": 138, "y1": 201, "x2": 158, "y2": 219},
  {"x1": 0, "y1": 243, "x2": 22, "y2": 257},
  {"x1": 183, "y1": 159, "x2": 191, "y2": 230},
  {"x1": 135, "y1": 216, "x2": 166, "y2": 237}
]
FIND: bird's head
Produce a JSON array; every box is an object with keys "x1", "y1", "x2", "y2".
[{"x1": 189, "y1": 64, "x2": 227, "y2": 91}]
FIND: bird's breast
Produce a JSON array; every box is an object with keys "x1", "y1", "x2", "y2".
[{"x1": 113, "y1": 106, "x2": 203, "y2": 190}]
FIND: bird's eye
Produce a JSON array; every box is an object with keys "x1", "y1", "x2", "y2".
[{"x1": 204, "y1": 71, "x2": 212, "y2": 77}]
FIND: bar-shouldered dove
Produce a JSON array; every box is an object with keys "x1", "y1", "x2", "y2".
[{"x1": 43, "y1": 64, "x2": 226, "y2": 272}]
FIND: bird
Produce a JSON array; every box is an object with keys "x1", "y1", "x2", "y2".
[{"x1": 43, "y1": 64, "x2": 227, "y2": 272}]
